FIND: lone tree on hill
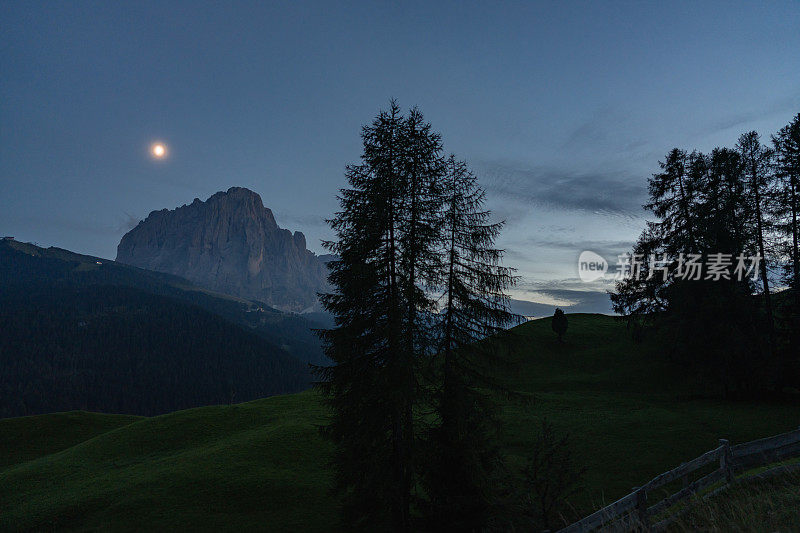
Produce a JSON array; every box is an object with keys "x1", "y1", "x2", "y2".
[{"x1": 552, "y1": 308, "x2": 567, "y2": 342}]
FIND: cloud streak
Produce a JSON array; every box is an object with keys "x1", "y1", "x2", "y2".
[
  {"x1": 274, "y1": 212, "x2": 329, "y2": 230},
  {"x1": 510, "y1": 288, "x2": 614, "y2": 316},
  {"x1": 522, "y1": 238, "x2": 636, "y2": 261},
  {"x1": 476, "y1": 161, "x2": 648, "y2": 218},
  {"x1": 701, "y1": 93, "x2": 800, "y2": 138}
]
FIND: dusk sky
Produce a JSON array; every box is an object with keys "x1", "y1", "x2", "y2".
[{"x1": 2, "y1": 1, "x2": 799, "y2": 313}]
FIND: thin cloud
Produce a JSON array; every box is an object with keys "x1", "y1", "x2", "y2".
[
  {"x1": 477, "y1": 161, "x2": 648, "y2": 218},
  {"x1": 510, "y1": 287, "x2": 614, "y2": 316},
  {"x1": 517, "y1": 277, "x2": 616, "y2": 294},
  {"x1": 274, "y1": 212, "x2": 329, "y2": 230},
  {"x1": 702, "y1": 94, "x2": 800, "y2": 137},
  {"x1": 524, "y1": 238, "x2": 636, "y2": 260}
]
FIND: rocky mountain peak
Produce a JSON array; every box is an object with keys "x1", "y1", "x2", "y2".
[{"x1": 117, "y1": 187, "x2": 327, "y2": 312}]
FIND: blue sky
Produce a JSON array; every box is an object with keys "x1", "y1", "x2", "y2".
[{"x1": 2, "y1": 1, "x2": 799, "y2": 312}]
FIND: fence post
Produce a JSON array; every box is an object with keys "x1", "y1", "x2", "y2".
[
  {"x1": 719, "y1": 438, "x2": 733, "y2": 484},
  {"x1": 633, "y1": 486, "x2": 650, "y2": 531}
]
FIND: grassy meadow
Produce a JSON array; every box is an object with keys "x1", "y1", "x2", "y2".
[{"x1": 1, "y1": 314, "x2": 797, "y2": 531}]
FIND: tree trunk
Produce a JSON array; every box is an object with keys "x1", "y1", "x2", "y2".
[
  {"x1": 792, "y1": 176, "x2": 799, "y2": 300},
  {"x1": 752, "y1": 162, "x2": 775, "y2": 356}
]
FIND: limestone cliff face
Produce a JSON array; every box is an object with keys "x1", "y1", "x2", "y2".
[{"x1": 116, "y1": 187, "x2": 327, "y2": 312}]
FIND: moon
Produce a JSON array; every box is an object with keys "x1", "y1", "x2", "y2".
[{"x1": 151, "y1": 142, "x2": 167, "y2": 159}]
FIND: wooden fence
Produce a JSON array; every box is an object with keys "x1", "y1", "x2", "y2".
[{"x1": 558, "y1": 426, "x2": 800, "y2": 532}]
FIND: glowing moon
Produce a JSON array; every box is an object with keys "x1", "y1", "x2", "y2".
[{"x1": 151, "y1": 143, "x2": 167, "y2": 159}]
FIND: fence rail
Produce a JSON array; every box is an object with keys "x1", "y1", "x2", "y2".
[{"x1": 558, "y1": 426, "x2": 800, "y2": 532}]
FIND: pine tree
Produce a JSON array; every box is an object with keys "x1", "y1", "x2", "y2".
[
  {"x1": 772, "y1": 114, "x2": 800, "y2": 298},
  {"x1": 737, "y1": 131, "x2": 776, "y2": 354},
  {"x1": 393, "y1": 106, "x2": 446, "y2": 529},
  {"x1": 645, "y1": 148, "x2": 700, "y2": 255},
  {"x1": 316, "y1": 102, "x2": 447, "y2": 531},
  {"x1": 316, "y1": 101, "x2": 408, "y2": 530},
  {"x1": 771, "y1": 113, "x2": 800, "y2": 385},
  {"x1": 610, "y1": 149, "x2": 703, "y2": 327},
  {"x1": 421, "y1": 156, "x2": 516, "y2": 531}
]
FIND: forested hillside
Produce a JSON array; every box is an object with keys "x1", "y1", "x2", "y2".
[
  {"x1": 0, "y1": 240, "x2": 315, "y2": 417},
  {"x1": 0, "y1": 239, "x2": 327, "y2": 365}
]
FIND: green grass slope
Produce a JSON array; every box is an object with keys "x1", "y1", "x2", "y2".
[
  {"x1": 495, "y1": 315, "x2": 799, "y2": 513},
  {"x1": 0, "y1": 392, "x2": 334, "y2": 532},
  {"x1": 1, "y1": 314, "x2": 797, "y2": 531},
  {"x1": 0, "y1": 411, "x2": 141, "y2": 470}
]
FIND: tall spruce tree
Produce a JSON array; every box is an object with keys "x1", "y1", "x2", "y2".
[
  {"x1": 772, "y1": 113, "x2": 800, "y2": 298},
  {"x1": 317, "y1": 101, "x2": 408, "y2": 530},
  {"x1": 394, "y1": 106, "x2": 445, "y2": 529},
  {"x1": 645, "y1": 148, "x2": 700, "y2": 255},
  {"x1": 316, "y1": 102, "x2": 446, "y2": 531},
  {"x1": 421, "y1": 156, "x2": 516, "y2": 531},
  {"x1": 737, "y1": 131, "x2": 776, "y2": 354},
  {"x1": 771, "y1": 113, "x2": 800, "y2": 384},
  {"x1": 611, "y1": 149, "x2": 703, "y2": 326},
  {"x1": 674, "y1": 149, "x2": 761, "y2": 393}
]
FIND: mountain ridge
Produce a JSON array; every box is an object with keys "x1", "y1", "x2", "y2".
[{"x1": 117, "y1": 187, "x2": 328, "y2": 312}]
